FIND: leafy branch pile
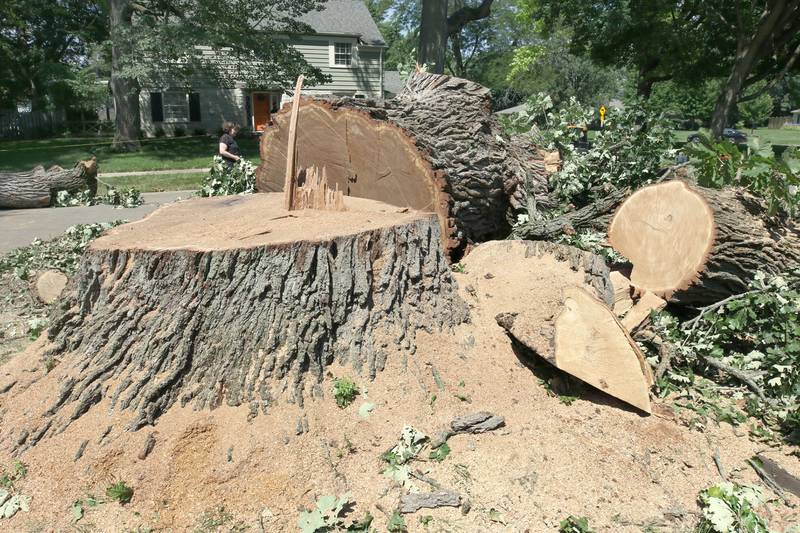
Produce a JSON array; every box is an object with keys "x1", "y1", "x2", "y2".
[
  {"x1": 696, "y1": 483, "x2": 771, "y2": 533},
  {"x1": 54, "y1": 187, "x2": 144, "y2": 208},
  {"x1": 0, "y1": 222, "x2": 125, "y2": 279},
  {"x1": 685, "y1": 133, "x2": 799, "y2": 216},
  {"x1": 503, "y1": 93, "x2": 675, "y2": 209},
  {"x1": 651, "y1": 272, "x2": 800, "y2": 442},
  {"x1": 198, "y1": 156, "x2": 257, "y2": 197}
]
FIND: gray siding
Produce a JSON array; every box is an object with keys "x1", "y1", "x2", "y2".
[
  {"x1": 291, "y1": 39, "x2": 382, "y2": 97},
  {"x1": 137, "y1": 37, "x2": 383, "y2": 136},
  {"x1": 140, "y1": 88, "x2": 248, "y2": 136}
]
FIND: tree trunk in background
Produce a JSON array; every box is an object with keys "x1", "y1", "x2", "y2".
[
  {"x1": 110, "y1": 0, "x2": 141, "y2": 151},
  {"x1": 709, "y1": 2, "x2": 793, "y2": 137},
  {"x1": 418, "y1": 0, "x2": 448, "y2": 73}
]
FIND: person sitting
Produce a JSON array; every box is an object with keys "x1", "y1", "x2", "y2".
[{"x1": 218, "y1": 122, "x2": 242, "y2": 169}]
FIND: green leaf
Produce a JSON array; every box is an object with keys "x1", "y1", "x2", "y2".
[
  {"x1": 72, "y1": 500, "x2": 84, "y2": 523},
  {"x1": 429, "y1": 442, "x2": 451, "y2": 462}
]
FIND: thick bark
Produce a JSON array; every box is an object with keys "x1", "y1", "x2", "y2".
[
  {"x1": 110, "y1": 0, "x2": 141, "y2": 150},
  {"x1": 418, "y1": 0, "x2": 448, "y2": 73},
  {"x1": 17, "y1": 194, "x2": 467, "y2": 445},
  {"x1": 256, "y1": 71, "x2": 549, "y2": 258},
  {"x1": 609, "y1": 181, "x2": 800, "y2": 306},
  {"x1": 0, "y1": 159, "x2": 98, "y2": 208}
]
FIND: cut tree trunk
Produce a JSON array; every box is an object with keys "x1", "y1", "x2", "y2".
[
  {"x1": 608, "y1": 180, "x2": 800, "y2": 306},
  {"x1": 458, "y1": 240, "x2": 653, "y2": 413},
  {"x1": 0, "y1": 158, "x2": 98, "y2": 208},
  {"x1": 255, "y1": 71, "x2": 549, "y2": 258},
  {"x1": 21, "y1": 193, "x2": 467, "y2": 445}
]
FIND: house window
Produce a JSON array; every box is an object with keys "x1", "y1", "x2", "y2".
[
  {"x1": 150, "y1": 92, "x2": 164, "y2": 122},
  {"x1": 333, "y1": 42, "x2": 352, "y2": 66},
  {"x1": 188, "y1": 92, "x2": 201, "y2": 122},
  {"x1": 163, "y1": 91, "x2": 188, "y2": 122}
]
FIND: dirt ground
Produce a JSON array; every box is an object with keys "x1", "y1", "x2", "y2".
[{"x1": 0, "y1": 252, "x2": 798, "y2": 533}]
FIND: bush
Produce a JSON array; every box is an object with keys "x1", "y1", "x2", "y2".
[
  {"x1": 198, "y1": 156, "x2": 256, "y2": 197},
  {"x1": 173, "y1": 126, "x2": 186, "y2": 137},
  {"x1": 193, "y1": 127, "x2": 207, "y2": 136},
  {"x1": 154, "y1": 126, "x2": 166, "y2": 138},
  {"x1": 332, "y1": 377, "x2": 359, "y2": 408}
]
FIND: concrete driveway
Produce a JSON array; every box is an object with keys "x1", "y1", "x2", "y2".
[{"x1": 0, "y1": 191, "x2": 195, "y2": 254}]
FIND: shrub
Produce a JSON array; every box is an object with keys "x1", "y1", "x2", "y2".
[
  {"x1": 332, "y1": 377, "x2": 359, "y2": 408},
  {"x1": 154, "y1": 126, "x2": 166, "y2": 138},
  {"x1": 173, "y1": 126, "x2": 186, "y2": 137}
]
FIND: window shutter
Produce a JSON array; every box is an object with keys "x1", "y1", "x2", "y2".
[
  {"x1": 150, "y1": 92, "x2": 164, "y2": 122},
  {"x1": 189, "y1": 92, "x2": 201, "y2": 122}
]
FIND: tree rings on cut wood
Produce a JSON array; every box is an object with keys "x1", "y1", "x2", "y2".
[
  {"x1": 609, "y1": 180, "x2": 800, "y2": 305},
  {"x1": 459, "y1": 240, "x2": 652, "y2": 413},
  {"x1": 256, "y1": 71, "x2": 550, "y2": 258},
  {"x1": 25, "y1": 193, "x2": 467, "y2": 442}
]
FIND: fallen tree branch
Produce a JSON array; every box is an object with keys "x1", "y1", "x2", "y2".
[
  {"x1": 701, "y1": 356, "x2": 767, "y2": 402},
  {"x1": 747, "y1": 458, "x2": 788, "y2": 501},
  {"x1": 513, "y1": 163, "x2": 689, "y2": 241}
]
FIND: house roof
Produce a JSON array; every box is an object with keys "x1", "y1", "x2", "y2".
[
  {"x1": 383, "y1": 71, "x2": 404, "y2": 95},
  {"x1": 297, "y1": 0, "x2": 386, "y2": 46}
]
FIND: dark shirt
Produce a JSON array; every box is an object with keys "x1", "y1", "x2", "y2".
[{"x1": 219, "y1": 133, "x2": 241, "y2": 161}]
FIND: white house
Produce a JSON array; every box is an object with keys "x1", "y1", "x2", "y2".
[
  {"x1": 139, "y1": 0, "x2": 386, "y2": 136},
  {"x1": 792, "y1": 108, "x2": 800, "y2": 125}
]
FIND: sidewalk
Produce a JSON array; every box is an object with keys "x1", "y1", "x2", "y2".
[{"x1": 0, "y1": 190, "x2": 195, "y2": 254}]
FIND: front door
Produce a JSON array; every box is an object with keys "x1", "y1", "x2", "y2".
[{"x1": 252, "y1": 92, "x2": 272, "y2": 132}]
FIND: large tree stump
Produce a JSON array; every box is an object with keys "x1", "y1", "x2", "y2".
[
  {"x1": 0, "y1": 158, "x2": 98, "y2": 208},
  {"x1": 459, "y1": 240, "x2": 653, "y2": 413},
  {"x1": 26, "y1": 193, "x2": 467, "y2": 443},
  {"x1": 255, "y1": 71, "x2": 549, "y2": 258},
  {"x1": 608, "y1": 180, "x2": 800, "y2": 305}
]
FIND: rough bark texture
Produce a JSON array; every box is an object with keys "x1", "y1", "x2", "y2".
[
  {"x1": 0, "y1": 158, "x2": 98, "y2": 208},
  {"x1": 256, "y1": 71, "x2": 549, "y2": 258},
  {"x1": 609, "y1": 180, "x2": 800, "y2": 306},
  {"x1": 24, "y1": 195, "x2": 467, "y2": 444}
]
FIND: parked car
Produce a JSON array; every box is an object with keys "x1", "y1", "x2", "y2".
[{"x1": 687, "y1": 128, "x2": 747, "y2": 144}]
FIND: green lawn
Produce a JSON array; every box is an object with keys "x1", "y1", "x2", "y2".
[
  {"x1": 0, "y1": 136, "x2": 261, "y2": 173},
  {"x1": 99, "y1": 172, "x2": 206, "y2": 193},
  {"x1": 672, "y1": 127, "x2": 800, "y2": 145}
]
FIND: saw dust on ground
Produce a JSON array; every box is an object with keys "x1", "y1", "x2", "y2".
[{"x1": 0, "y1": 261, "x2": 798, "y2": 533}]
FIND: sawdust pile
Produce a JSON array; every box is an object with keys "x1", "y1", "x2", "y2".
[{"x1": 0, "y1": 261, "x2": 798, "y2": 532}]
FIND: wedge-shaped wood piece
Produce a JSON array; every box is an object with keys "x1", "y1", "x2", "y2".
[
  {"x1": 458, "y1": 240, "x2": 652, "y2": 413},
  {"x1": 610, "y1": 271, "x2": 634, "y2": 316},
  {"x1": 498, "y1": 286, "x2": 653, "y2": 414},
  {"x1": 621, "y1": 291, "x2": 667, "y2": 333}
]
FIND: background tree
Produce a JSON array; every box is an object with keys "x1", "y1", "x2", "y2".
[
  {"x1": 0, "y1": 0, "x2": 107, "y2": 112},
  {"x1": 737, "y1": 84, "x2": 775, "y2": 130},
  {"x1": 417, "y1": 0, "x2": 495, "y2": 74},
  {"x1": 525, "y1": 0, "x2": 800, "y2": 137}
]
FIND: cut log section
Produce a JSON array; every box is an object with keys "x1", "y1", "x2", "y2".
[
  {"x1": 0, "y1": 158, "x2": 98, "y2": 208},
  {"x1": 608, "y1": 180, "x2": 800, "y2": 305},
  {"x1": 458, "y1": 240, "x2": 652, "y2": 413},
  {"x1": 24, "y1": 193, "x2": 467, "y2": 444},
  {"x1": 256, "y1": 71, "x2": 549, "y2": 257}
]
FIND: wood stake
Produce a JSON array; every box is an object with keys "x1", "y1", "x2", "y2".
[{"x1": 284, "y1": 75, "x2": 305, "y2": 210}]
